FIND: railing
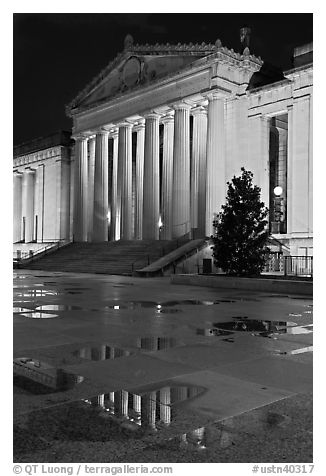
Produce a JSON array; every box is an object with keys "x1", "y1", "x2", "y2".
[
  {"x1": 13, "y1": 239, "x2": 72, "y2": 264},
  {"x1": 131, "y1": 234, "x2": 190, "y2": 273},
  {"x1": 264, "y1": 254, "x2": 313, "y2": 277},
  {"x1": 284, "y1": 255, "x2": 313, "y2": 277}
]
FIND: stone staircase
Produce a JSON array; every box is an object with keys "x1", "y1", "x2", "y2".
[{"x1": 22, "y1": 239, "x2": 190, "y2": 275}]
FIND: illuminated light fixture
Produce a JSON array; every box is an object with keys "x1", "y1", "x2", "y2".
[
  {"x1": 273, "y1": 186, "x2": 283, "y2": 197},
  {"x1": 157, "y1": 304, "x2": 162, "y2": 309},
  {"x1": 158, "y1": 216, "x2": 163, "y2": 228},
  {"x1": 107, "y1": 210, "x2": 111, "y2": 222},
  {"x1": 113, "y1": 305, "x2": 120, "y2": 310}
]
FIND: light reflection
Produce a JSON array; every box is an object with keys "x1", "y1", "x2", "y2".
[{"x1": 20, "y1": 312, "x2": 59, "y2": 319}]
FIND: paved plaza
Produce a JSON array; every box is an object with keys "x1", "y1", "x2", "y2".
[{"x1": 13, "y1": 270, "x2": 313, "y2": 463}]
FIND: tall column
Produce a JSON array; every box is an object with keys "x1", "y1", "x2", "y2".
[
  {"x1": 143, "y1": 113, "x2": 160, "y2": 240},
  {"x1": 22, "y1": 168, "x2": 35, "y2": 243},
  {"x1": 248, "y1": 113, "x2": 270, "y2": 208},
  {"x1": 287, "y1": 105, "x2": 294, "y2": 235},
  {"x1": 117, "y1": 123, "x2": 133, "y2": 239},
  {"x1": 110, "y1": 130, "x2": 119, "y2": 240},
  {"x1": 73, "y1": 135, "x2": 88, "y2": 242},
  {"x1": 205, "y1": 93, "x2": 225, "y2": 236},
  {"x1": 161, "y1": 114, "x2": 174, "y2": 240},
  {"x1": 87, "y1": 136, "x2": 96, "y2": 241},
  {"x1": 191, "y1": 106, "x2": 207, "y2": 237},
  {"x1": 159, "y1": 387, "x2": 171, "y2": 424},
  {"x1": 13, "y1": 172, "x2": 23, "y2": 242},
  {"x1": 34, "y1": 164, "x2": 44, "y2": 243},
  {"x1": 292, "y1": 96, "x2": 311, "y2": 235},
  {"x1": 93, "y1": 130, "x2": 109, "y2": 242},
  {"x1": 172, "y1": 103, "x2": 191, "y2": 238},
  {"x1": 134, "y1": 120, "x2": 145, "y2": 240}
]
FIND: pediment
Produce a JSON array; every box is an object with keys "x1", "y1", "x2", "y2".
[
  {"x1": 67, "y1": 39, "x2": 264, "y2": 114},
  {"x1": 69, "y1": 47, "x2": 215, "y2": 112}
]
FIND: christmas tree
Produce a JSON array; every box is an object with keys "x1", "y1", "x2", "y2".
[{"x1": 212, "y1": 168, "x2": 270, "y2": 276}]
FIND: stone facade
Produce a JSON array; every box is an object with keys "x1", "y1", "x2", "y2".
[{"x1": 13, "y1": 37, "x2": 313, "y2": 256}]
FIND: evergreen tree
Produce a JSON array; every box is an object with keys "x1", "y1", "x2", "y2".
[{"x1": 212, "y1": 168, "x2": 270, "y2": 276}]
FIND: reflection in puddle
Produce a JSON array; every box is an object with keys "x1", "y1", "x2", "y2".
[
  {"x1": 103, "y1": 299, "x2": 237, "y2": 311},
  {"x1": 212, "y1": 318, "x2": 300, "y2": 338},
  {"x1": 137, "y1": 337, "x2": 179, "y2": 351},
  {"x1": 18, "y1": 384, "x2": 206, "y2": 444},
  {"x1": 74, "y1": 345, "x2": 132, "y2": 361},
  {"x1": 64, "y1": 288, "x2": 91, "y2": 291},
  {"x1": 13, "y1": 357, "x2": 83, "y2": 394},
  {"x1": 83, "y1": 385, "x2": 205, "y2": 430},
  {"x1": 13, "y1": 307, "x2": 33, "y2": 313},
  {"x1": 286, "y1": 324, "x2": 313, "y2": 335},
  {"x1": 276, "y1": 345, "x2": 313, "y2": 355},
  {"x1": 20, "y1": 312, "x2": 59, "y2": 319},
  {"x1": 197, "y1": 328, "x2": 234, "y2": 337},
  {"x1": 35, "y1": 304, "x2": 83, "y2": 311},
  {"x1": 15, "y1": 289, "x2": 59, "y2": 297}
]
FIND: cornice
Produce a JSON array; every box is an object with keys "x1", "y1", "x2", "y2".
[
  {"x1": 66, "y1": 37, "x2": 263, "y2": 116},
  {"x1": 13, "y1": 146, "x2": 64, "y2": 168}
]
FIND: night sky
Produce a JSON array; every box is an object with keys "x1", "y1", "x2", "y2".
[{"x1": 13, "y1": 13, "x2": 313, "y2": 145}]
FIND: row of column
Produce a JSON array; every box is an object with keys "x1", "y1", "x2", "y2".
[{"x1": 73, "y1": 93, "x2": 225, "y2": 242}]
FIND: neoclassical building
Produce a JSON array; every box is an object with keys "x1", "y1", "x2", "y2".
[{"x1": 13, "y1": 35, "x2": 313, "y2": 256}]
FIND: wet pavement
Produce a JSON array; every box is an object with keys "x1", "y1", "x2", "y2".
[{"x1": 13, "y1": 270, "x2": 313, "y2": 463}]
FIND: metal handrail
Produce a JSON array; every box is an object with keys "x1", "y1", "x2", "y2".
[
  {"x1": 264, "y1": 254, "x2": 313, "y2": 277},
  {"x1": 130, "y1": 234, "x2": 190, "y2": 273},
  {"x1": 13, "y1": 239, "x2": 72, "y2": 262}
]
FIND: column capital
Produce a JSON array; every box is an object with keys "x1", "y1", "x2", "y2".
[
  {"x1": 204, "y1": 90, "x2": 226, "y2": 102},
  {"x1": 109, "y1": 128, "x2": 119, "y2": 139},
  {"x1": 144, "y1": 112, "x2": 161, "y2": 121},
  {"x1": 133, "y1": 119, "x2": 145, "y2": 132},
  {"x1": 117, "y1": 121, "x2": 133, "y2": 129},
  {"x1": 191, "y1": 105, "x2": 207, "y2": 116},
  {"x1": 13, "y1": 170, "x2": 23, "y2": 176},
  {"x1": 93, "y1": 128, "x2": 110, "y2": 137},
  {"x1": 72, "y1": 133, "x2": 89, "y2": 142},
  {"x1": 24, "y1": 167, "x2": 36, "y2": 174},
  {"x1": 172, "y1": 101, "x2": 192, "y2": 111},
  {"x1": 161, "y1": 113, "x2": 175, "y2": 125}
]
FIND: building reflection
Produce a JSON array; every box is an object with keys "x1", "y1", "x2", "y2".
[
  {"x1": 83, "y1": 385, "x2": 204, "y2": 430},
  {"x1": 213, "y1": 319, "x2": 296, "y2": 335},
  {"x1": 13, "y1": 358, "x2": 84, "y2": 393},
  {"x1": 75, "y1": 345, "x2": 131, "y2": 361},
  {"x1": 137, "y1": 337, "x2": 178, "y2": 351}
]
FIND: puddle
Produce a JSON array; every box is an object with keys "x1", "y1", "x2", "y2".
[
  {"x1": 15, "y1": 290, "x2": 59, "y2": 297},
  {"x1": 102, "y1": 299, "x2": 233, "y2": 311},
  {"x1": 74, "y1": 345, "x2": 133, "y2": 361},
  {"x1": 137, "y1": 337, "x2": 179, "y2": 351},
  {"x1": 156, "y1": 309, "x2": 183, "y2": 314},
  {"x1": 35, "y1": 304, "x2": 83, "y2": 311},
  {"x1": 196, "y1": 328, "x2": 234, "y2": 337},
  {"x1": 13, "y1": 357, "x2": 84, "y2": 394},
  {"x1": 286, "y1": 324, "x2": 313, "y2": 335},
  {"x1": 275, "y1": 345, "x2": 313, "y2": 355},
  {"x1": 64, "y1": 288, "x2": 91, "y2": 291},
  {"x1": 20, "y1": 312, "x2": 60, "y2": 319},
  {"x1": 213, "y1": 318, "x2": 298, "y2": 337},
  {"x1": 13, "y1": 307, "x2": 34, "y2": 313},
  {"x1": 20, "y1": 384, "x2": 206, "y2": 442}
]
